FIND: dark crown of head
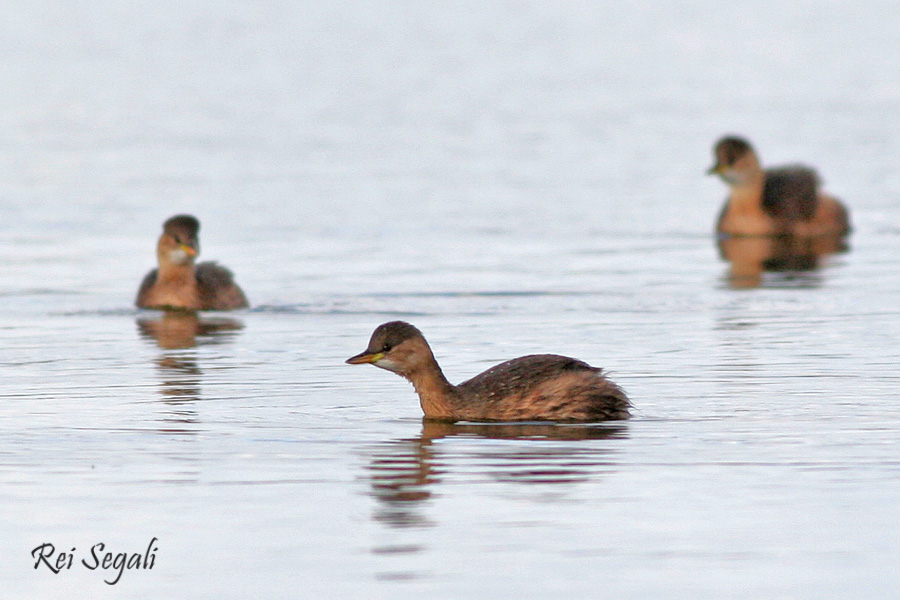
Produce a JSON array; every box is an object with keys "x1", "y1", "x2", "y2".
[
  {"x1": 368, "y1": 321, "x2": 423, "y2": 352},
  {"x1": 163, "y1": 214, "x2": 200, "y2": 237},
  {"x1": 714, "y1": 136, "x2": 753, "y2": 165}
]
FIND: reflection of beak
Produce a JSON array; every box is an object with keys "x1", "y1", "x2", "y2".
[
  {"x1": 346, "y1": 351, "x2": 384, "y2": 365},
  {"x1": 180, "y1": 244, "x2": 198, "y2": 257}
]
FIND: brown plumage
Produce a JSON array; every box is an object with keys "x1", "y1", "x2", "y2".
[
  {"x1": 708, "y1": 136, "x2": 850, "y2": 237},
  {"x1": 346, "y1": 321, "x2": 630, "y2": 422},
  {"x1": 136, "y1": 214, "x2": 249, "y2": 311}
]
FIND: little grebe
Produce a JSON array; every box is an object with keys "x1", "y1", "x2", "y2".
[
  {"x1": 346, "y1": 321, "x2": 630, "y2": 422},
  {"x1": 136, "y1": 214, "x2": 249, "y2": 311},
  {"x1": 708, "y1": 136, "x2": 850, "y2": 238}
]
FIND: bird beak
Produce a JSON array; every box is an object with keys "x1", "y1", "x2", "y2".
[
  {"x1": 180, "y1": 243, "x2": 198, "y2": 257},
  {"x1": 707, "y1": 163, "x2": 723, "y2": 176},
  {"x1": 346, "y1": 351, "x2": 384, "y2": 365}
]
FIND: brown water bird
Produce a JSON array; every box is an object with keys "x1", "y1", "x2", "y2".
[
  {"x1": 136, "y1": 214, "x2": 249, "y2": 311},
  {"x1": 708, "y1": 136, "x2": 850, "y2": 237},
  {"x1": 346, "y1": 321, "x2": 630, "y2": 422}
]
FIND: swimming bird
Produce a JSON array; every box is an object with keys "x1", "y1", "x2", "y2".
[
  {"x1": 708, "y1": 136, "x2": 850, "y2": 237},
  {"x1": 136, "y1": 214, "x2": 249, "y2": 311},
  {"x1": 346, "y1": 321, "x2": 630, "y2": 422}
]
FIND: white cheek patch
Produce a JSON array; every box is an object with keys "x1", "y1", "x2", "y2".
[
  {"x1": 721, "y1": 168, "x2": 745, "y2": 185},
  {"x1": 373, "y1": 356, "x2": 403, "y2": 373},
  {"x1": 168, "y1": 248, "x2": 191, "y2": 265}
]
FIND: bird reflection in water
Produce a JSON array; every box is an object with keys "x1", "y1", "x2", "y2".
[
  {"x1": 365, "y1": 420, "x2": 627, "y2": 529},
  {"x1": 717, "y1": 234, "x2": 849, "y2": 289},
  {"x1": 136, "y1": 311, "x2": 243, "y2": 433},
  {"x1": 137, "y1": 311, "x2": 244, "y2": 350}
]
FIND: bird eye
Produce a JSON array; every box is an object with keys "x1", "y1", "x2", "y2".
[{"x1": 381, "y1": 343, "x2": 391, "y2": 352}]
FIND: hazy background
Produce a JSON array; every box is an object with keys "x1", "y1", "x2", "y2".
[{"x1": 1, "y1": 2, "x2": 899, "y2": 598}]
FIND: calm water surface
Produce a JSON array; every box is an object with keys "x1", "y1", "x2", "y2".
[{"x1": 2, "y1": 2, "x2": 900, "y2": 598}]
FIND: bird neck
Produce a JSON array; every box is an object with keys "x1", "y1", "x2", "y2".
[
  {"x1": 726, "y1": 166, "x2": 767, "y2": 212},
  {"x1": 157, "y1": 259, "x2": 196, "y2": 284},
  {"x1": 724, "y1": 152, "x2": 765, "y2": 201},
  {"x1": 405, "y1": 360, "x2": 456, "y2": 420}
]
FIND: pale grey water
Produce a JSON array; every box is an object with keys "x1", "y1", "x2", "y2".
[{"x1": 2, "y1": 1, "x2": 900, "y2": 598}]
